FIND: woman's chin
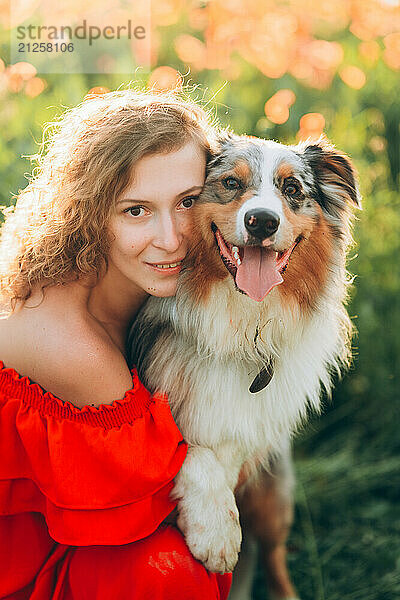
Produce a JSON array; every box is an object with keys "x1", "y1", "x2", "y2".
[{"x1": 146, "y1": 281, "x2": 178, "y2": 298}]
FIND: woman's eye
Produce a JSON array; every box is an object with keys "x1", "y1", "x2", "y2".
[
  {"x1": 222, "y1": 177, "x2": 241, "y2": 190},
  {"x1": 124, "y1": 206, "x2": 147, "y2": 217},
  {"x1": 180, "y1": 196, "x2": 197, "y2": 209}
]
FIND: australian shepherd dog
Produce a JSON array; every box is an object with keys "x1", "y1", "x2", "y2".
[{"x1": 127, "y1": 134, "x2": 360, "y2": 588}]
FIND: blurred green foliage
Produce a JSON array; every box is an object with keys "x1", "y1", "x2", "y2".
[{"x1": 0, "y1": 12, "x2": 399, "y2": 600}]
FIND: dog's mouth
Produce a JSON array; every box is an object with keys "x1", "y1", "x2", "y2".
[{"x1": 211, "y1": 222, "x2": 302, "y2": 302}]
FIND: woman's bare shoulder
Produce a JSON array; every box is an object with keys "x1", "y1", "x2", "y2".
[{"x1": 0, "y1": 290, "x2": 133, "y2": 408}]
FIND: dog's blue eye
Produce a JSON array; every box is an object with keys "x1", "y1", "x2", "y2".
[{"x1": 222, "y1": 177, "x2": 240, "y2": 190}]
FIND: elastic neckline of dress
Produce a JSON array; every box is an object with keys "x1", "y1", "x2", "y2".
[{"x1": 0, "y1": 360, "x2": 157, "y2": 429}]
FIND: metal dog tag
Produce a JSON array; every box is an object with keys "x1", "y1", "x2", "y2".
[{"x1": 249, "y1": 358, "x2": 274, "y2": 393}]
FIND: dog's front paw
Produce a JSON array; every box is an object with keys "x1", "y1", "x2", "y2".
[{"x1": 176, "y1": 487, "x2": 242, "y2": 573}]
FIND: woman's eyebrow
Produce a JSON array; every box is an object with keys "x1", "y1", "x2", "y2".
[{"x1": 117, "y1": 185, "x2": 204, "y2": 205}]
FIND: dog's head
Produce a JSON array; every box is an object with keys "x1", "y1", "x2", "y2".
[{"x1": 185, "y1": 133, "x2": 361, "y2": 307}]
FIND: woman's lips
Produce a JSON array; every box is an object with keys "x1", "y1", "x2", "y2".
[{"x1": 145, "y1": 259, "x2": 184, "y2": 274}]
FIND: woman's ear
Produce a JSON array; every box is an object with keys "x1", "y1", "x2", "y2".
[{"x1": 301, "y1": 139, "x2": 362, "y2": 221}]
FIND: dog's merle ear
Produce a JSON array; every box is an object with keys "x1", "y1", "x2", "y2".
[
  {"x1": 301, "y1": 140, "x2": 362, "y2": 220},
  {"x1": 216, "y1": 129, "x2": 240, "y2": 147},
  {"x1": 206, "y1": 130, "x2": 238, "y2": 173}
]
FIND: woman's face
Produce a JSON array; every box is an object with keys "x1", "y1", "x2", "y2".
[{"x1": 107, "y1": 141, "x2": 206, "y2": 298}]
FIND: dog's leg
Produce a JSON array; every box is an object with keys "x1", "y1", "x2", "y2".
[
  {"x1": 172, "y1": 445, "x2": 243, "y2": 574},
  {"x1": 226, "y1": 528, "x2": 258, "y2": 600},
  {"x1": 233, "y1": 442, "x2": 299, "y2": 600}
]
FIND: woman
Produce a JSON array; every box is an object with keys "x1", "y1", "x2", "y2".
[{"x1": 0, "y1": 89, "x2": 232, "y2": 599}]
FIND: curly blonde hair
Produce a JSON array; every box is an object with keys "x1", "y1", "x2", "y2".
[{"x1": 0, "y1": 88, "x2": 216, "y2": 315}]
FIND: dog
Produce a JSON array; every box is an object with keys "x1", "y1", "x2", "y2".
[{"x1": 127, "y1": 133, "x2": 361, "y2": 585}]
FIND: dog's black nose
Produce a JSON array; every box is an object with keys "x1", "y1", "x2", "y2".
[{"x1": 244, "y1": 209, "x2": 280, "y2": 240}]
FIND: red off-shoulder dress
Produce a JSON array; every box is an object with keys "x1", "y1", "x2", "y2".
[{"x1": 0, "y1": 361, "x2": 232, "y2": 599}]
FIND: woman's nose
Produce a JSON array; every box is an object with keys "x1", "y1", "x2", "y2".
[{"x1": 153, "y1": 215, "x2": 183, "y2": 253}]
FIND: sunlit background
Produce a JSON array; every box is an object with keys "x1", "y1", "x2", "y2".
[{"x1": 1, "y1": 1, "x2": 399, "y2": 598}]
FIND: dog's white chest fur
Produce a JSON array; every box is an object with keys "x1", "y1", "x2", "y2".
[{"x1": 144, "y1": 278, "x2": 344, "y2": 457}]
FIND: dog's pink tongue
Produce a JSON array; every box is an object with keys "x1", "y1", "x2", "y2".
[{"x1": 235, "y1": 246, "x2": 283, "y2": 302}]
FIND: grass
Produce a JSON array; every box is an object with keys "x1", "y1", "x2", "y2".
[{"x1": 252, "y1": 377, "x2": 400, "y2": 600}]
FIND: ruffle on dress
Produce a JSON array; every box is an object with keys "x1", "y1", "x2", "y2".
[{"x1": 0, "y1": 360, "x2": 187, "y2": 546}]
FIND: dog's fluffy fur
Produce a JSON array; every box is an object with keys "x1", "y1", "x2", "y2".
[{"x1": 128, "y1": 134, "x2": 360, "y2": 574}]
